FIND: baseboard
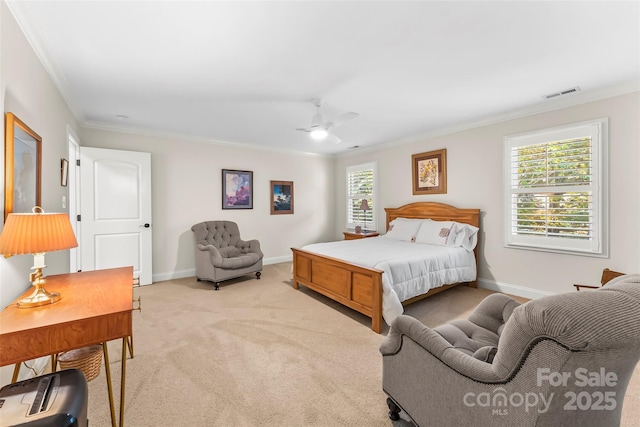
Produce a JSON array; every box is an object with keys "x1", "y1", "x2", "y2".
[
  {"x1": 264, "y1": 255, "x2": 292, "y2": 265},
  {"x1": 477, "y1": 278, "x2": 556, "y2": 300},
  {"x1": 151, "y1": 255, "x2": 292, "y2": 283},
  {"x1": 152, "y1": 269, "x2": 195, "y2": 283}
]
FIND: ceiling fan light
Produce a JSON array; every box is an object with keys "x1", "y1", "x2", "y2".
[{"x1": 310, "y1": 127, "x2": 329, "y2": 140}]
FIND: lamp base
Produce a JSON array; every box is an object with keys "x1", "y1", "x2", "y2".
[
  {"x1": 17, "y1": 265, "x2": 61, "y2": 308},
  {"x1": 17, "y1": 286, "x2": 61, "y2": 308}
]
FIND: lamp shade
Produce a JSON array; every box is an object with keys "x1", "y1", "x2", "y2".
[
  {"x1": 0, "y1": 212, "x2": 78, "y2": 255},
  {"x1": 359, "y1": 199, "x2": 370, "y2": 210}
]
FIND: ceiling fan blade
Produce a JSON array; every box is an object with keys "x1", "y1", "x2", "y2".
[
  {"x1": 326, "y1": 133, "x2": 342, "y2": 144},
  {"x1": 330, "y1": 112, "x2": 359, "y2": 128},
  {"x1": 295, "y1": 128, "x2": 311, "y2": 133}
]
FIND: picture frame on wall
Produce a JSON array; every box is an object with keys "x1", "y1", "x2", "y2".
[
  {"x1": 270, "y1": 180, "x2": 294, "y2": 215},
  {"x1": 222, "y1": 169, "x2": 253, "y2": 209},
  {"x1": 411, "y1": 148, "x2": 447, "y2": 195},
  {"x1": 4, "y1": 112, "x2": 42, "y2": 221}
]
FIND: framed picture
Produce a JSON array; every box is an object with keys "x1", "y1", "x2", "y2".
[
  {"x1": 411, "y1": 148, "x2": 447, "y2": 195},
  {"x1": 4, "y1": 113, "x2": 42, "y2": 221},
  {"x1": 222, "y1": 169, "x2": 253, "y2": 209},
  {"x1": 270, "y1": 181, "x2": 294, "y2": 215},
  {"x1": 61, "y1": 158, "x2": 69, "y2": 187}
]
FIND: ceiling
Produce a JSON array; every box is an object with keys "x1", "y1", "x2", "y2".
[{"x1": 7, "y1": 1, "x2": 640, "y2": 156}]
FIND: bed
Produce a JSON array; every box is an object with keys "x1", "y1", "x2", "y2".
[{"x1": 291, "y1": 202, "x2": 480, "y2": 333}]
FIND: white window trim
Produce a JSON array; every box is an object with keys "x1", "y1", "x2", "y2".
[
  {"x1": 346, "y1": 161, "x2": 378, "y2": 231},
  {"x1": 503, "y1": 118, "x2": 608, "y2": 257}
]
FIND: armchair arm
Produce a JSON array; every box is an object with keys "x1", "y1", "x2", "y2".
[
  {"x1": 236, "y1": 239, "x2": 263, "y2": 257},
  {"x1": 196, "y1": 243, "x2": 224, "y2": 267},
  {"x1": 381, "y1": 315, "x2": 501, "y2": 382}
]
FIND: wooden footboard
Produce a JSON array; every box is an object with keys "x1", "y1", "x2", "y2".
[
  {"x1": 291, "y1": 202, "x2": 481, "y2": 334},
  {"x1": 291, "y1": 247, "x2": 384, "y2": 333}
]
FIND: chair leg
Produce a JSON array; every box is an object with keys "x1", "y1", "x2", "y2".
[
  {"x1": 386, "y1": 397, "x2": 400, "y2": 421},
  {"x1": 256, "y1": 272, "x2": 261, "y2": 280}
]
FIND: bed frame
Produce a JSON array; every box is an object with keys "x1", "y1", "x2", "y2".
[{"x1": 291, "y1": 202, "x2": 480, "y2": 333}]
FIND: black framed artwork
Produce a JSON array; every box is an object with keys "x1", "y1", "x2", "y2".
[{"x1": 222, "y1": 169, "x2": 253, "y2": 209}]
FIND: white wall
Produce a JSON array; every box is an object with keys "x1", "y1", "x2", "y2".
[
  {"x1": 335, "y1": 92, "x2": 640, "y2": 297},
  {"x1": 0, "y1": 0, "x2": 81, "y2": 385},
  {"x1": 0, "y1": 1, "x2": 80, "y2": 308},
  {"x1": 79, "y1": 128, "x2": 336, "y2": 282}
]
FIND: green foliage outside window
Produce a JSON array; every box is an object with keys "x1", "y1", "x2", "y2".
[{"x1": 512, "y1": 137, "x2": 592, "y2": 240}]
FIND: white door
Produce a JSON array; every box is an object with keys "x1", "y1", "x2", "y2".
[{"x1": 80, "y1": 147, "x2": 153, "y2": 285}]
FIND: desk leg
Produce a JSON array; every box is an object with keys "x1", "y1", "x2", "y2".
[
  {"x1": 102, "y1": 342, "x2": 117, "y2": 427},
  {"x1": 127, "y1": 335, "x2": 134, "y2": 359},
  {"x1": 11, "y1": 363, "x2": 20, "y2": 383},
  {"x1": 119, "y1": 337, "x2": 127, "y2": 427}
]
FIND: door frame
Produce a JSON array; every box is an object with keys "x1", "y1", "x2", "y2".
[{"x1": 67, "y1": 125, "x2": 81, "y2": 272}]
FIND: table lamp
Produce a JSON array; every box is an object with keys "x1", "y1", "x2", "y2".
[
  {"x1": 359, "y1": 199, "x2": 370, "y2": 232},
  {"x1": 0, "y1": 207, "x2": 78, "y2": 308}
]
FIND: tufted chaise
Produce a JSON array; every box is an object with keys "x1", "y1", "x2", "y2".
[
  {"x1": 191, "y1": 221, "x2": 263, "y2": 290},
  {"x1": 380, "y1": 275, "x2": 640, "y2": 426}
]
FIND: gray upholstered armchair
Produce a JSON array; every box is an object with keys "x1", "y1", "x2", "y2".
[
  {"x1": 380, "y1": 275, "x2": 640, "y2": 427},
  {"x1": 191, "y1": 221, "x2": 263, "y2": 290}
]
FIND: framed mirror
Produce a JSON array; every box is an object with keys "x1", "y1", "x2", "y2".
[{"x1": 4, "y1": 112, "x2": 42, "y2": 221}]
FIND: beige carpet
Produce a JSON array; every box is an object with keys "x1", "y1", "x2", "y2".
[{"x1": 85, "y1": 263, "x2": 640, "y2": 426}]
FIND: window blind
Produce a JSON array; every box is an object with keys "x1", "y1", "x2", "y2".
[
  {"x1": 510, "y1": 137, "x2": 593, "y2": 240},
  {"x1": 504, "y1": 119, "x2": 607, "y2": 256},
  {"x1": 346, "y1": 162, "x2": 376, "y2": 230}
]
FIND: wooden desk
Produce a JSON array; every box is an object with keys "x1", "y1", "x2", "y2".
[{"x1": 0, "y1": 267, "x2": 133, "y2": 427}]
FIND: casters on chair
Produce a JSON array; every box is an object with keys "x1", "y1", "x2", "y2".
[
  {"x1": 214, "y1": 283, "x2": 220, "y2": 291},
  {"x1": 256, "y1": 272, "x2": 261, "y2": 280},
  {"x1": 387, "y1": 397, "x2": 400, "y2": 421}
]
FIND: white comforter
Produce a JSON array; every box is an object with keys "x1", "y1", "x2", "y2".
[{"x1": 301, "y1": 237, "x2": 476, "y2": 326}]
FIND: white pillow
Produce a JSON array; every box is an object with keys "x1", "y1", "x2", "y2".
[
  {"x1": 415, "y1": 220, "x2": 459, "y2": 246},
  {"x1": 384, "y1": 220, "x2": 423, "y2": 241},
  {"x1": 454, "y1": 224, "x2": 479, "y2": 251}
]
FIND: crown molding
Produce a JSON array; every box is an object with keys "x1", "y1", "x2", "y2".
[
  {"x1": 5, "y1": 1, "x2": 84, "y2": 123},
  {"x1": 338, "y1": 80, "x2": 639, "y2": 159},
  {"x1": 81, "y1": 120, "x2": 331, "y2": 159}
]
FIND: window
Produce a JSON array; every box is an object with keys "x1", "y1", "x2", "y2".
[
  {"x1": 347, "y1": 162, "x2": 377, "y2": 231},
  {"x1": 504, "y1": 118, "x2": 608, "y2": 256}
]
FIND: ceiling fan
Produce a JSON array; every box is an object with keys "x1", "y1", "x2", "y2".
[{"x1": 296, "y1": 99, "x2": 359, "y2": 144}]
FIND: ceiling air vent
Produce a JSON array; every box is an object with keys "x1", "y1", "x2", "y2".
[{"x1": 542, "y1": 86, "x2": 581, "y2": 100}]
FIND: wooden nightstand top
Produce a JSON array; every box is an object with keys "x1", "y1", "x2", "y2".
[{"x1": 343, "y1": 230, "x2": 380, "y2": 240}]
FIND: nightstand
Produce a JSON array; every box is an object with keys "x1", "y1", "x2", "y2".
[{"x1": 343, "y1": 230, "x2": 380, "y2": 240}]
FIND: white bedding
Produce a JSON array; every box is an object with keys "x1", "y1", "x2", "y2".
[{"x1": 301, "y1": 236, "x2": 476, "y2": 326}]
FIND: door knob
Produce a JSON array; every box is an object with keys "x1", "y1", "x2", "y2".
[{"x1": 140, "y1": 223, "x2": 151, "y2": 228}]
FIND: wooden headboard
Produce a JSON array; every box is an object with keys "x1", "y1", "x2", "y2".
[{"x1": 384, "y1": 202, "x2": 480, "y2": 231}]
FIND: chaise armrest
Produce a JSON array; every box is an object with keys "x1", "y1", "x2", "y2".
[
  {"x1": 380, "y1": 315, "x2": 502, "y2": 382},
  {"x1": 466, "y1": 293, "x2": 521, "y2": 336},
  {"x1": 237, "y1": 238, "x2": 263, "y2": 257}
]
